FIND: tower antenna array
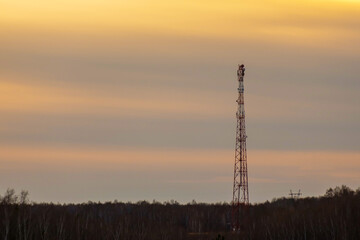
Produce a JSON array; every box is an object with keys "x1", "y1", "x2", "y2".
[{"x1": 232, "y1": 64, "x2": 249, "y2": 231}]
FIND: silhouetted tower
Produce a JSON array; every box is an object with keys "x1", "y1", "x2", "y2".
[
  {"x1": 232, "y1": 64, "x2": 249, "y2": 231},
  {"x1": 289, "y1": 189, "x2": 302, "y2": 199}
]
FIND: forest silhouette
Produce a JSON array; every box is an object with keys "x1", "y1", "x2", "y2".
[{"x1": 0, "y1": 185, "x2": 359, "y2": 240}]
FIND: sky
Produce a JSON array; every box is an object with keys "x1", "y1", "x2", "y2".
[{"x1": 0, "y1": 0, "x2": 359, "y2": 203}]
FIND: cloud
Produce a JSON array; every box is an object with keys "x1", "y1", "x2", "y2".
[
  {"x1": 1, "y1": 0, "x2": 360, "y2": 51},
  {"x1": 0, "y1": 76, "x2": 232, "y2": 118},
  {"x1": 0, "y1": 0, "x2": 359, "y2": 203},
  {"x1": 0, "y1": 71, "x2": 358, "y2": 151},
  {"x1": 0, "y1": 146, "x2": 359, "y2": 202}
]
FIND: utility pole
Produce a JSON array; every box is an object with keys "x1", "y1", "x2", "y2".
[{"x1": 232, "y1": 64, "x2": 249, "y2": 231}]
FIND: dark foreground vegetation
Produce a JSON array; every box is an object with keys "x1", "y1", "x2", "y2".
[{"x1": 0, "y1": 185, "x2": 359, "y2": 240}]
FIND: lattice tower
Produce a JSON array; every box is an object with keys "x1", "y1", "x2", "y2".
[{"x1": 232, "y1": 64, "x2": 249, "y2": 231}]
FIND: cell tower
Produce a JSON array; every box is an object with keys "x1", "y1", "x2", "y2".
[{"x1": 232, "y1": 64, "x2": 249, "y2": 231}]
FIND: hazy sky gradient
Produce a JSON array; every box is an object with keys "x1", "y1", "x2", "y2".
[{"x1": 0, "y1": 0, "x2": 359, "y2": 203}]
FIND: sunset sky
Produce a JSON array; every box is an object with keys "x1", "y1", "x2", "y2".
[{"x1": 0, "y1": 0, "x2": 359, "y2": 203}]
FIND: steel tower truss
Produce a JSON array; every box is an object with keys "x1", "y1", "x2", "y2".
[{"x1": 232, "y1": 64, "x2": 249, "y2": 231}]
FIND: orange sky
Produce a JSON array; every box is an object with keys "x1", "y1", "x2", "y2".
[
  {"x1": 0, "y1": 0, "x2": 359, "y2": 203},
  {"x1": 1, "y1": 144, "x2": 359, "y2": 202}
]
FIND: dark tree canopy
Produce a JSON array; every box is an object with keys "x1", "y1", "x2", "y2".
[{"x1": 0, "y1": 185, "x2": 359, "y2": 240}]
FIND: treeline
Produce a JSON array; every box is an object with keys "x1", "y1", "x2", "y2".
[
  {"x1": 0, "y1": 185, "x2": 359, "y2": 240},
  {"x1": 242, "y1": 185, "x2": 360, "y2": 240}
]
